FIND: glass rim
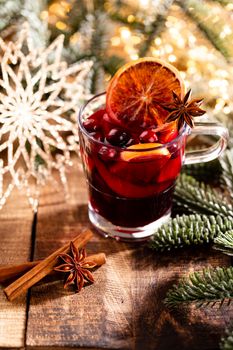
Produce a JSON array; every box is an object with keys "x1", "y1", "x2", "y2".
[{"x1": 78, "y1": 92, "x2": 189, "y2": 152}]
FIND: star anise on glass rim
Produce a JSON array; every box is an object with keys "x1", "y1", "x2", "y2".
[
  {"x1": 160, "y1": 89, "x2": 206, "y2": 130},
  {"x1": 54, "y1": 242, "x2": 97, "y2": 292}
]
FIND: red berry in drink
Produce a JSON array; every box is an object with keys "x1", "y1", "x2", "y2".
[
  {"x1": 83, "y1": 118, "x2": 100, "y2": 132},
  {"x1": 102, "y1": 113, "x2": 116, "y2": 134},
  {"x1": 90, "y1": 132, "x2": 104, "y2": 142},
  {"x1": 83, "y1": 108, "x2": 107, "y2": 132},
  {"x1": 99, "y1": 146, "x2": 117, "y2": 161},
  {"x1": 106, "y1": 128, "x2": 130, "y2": 147},
  {"x1": 139, "y1": 130, "x2": 158, "y2": 143}
]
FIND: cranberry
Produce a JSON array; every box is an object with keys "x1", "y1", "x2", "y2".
[
  {"x1": 99, "y1": 146, "x2": 117, "y2": 161},
  {"x1": 139, "y1": 130, "x2": 158, "y2": 143},
  {"x1": 106, "y1": 128, "x2": 130, "y2": 147},
  {"x1": 83, "y1": 118, "x2": 100, "y2": 132},
  {"x1": 90, "y1": 132, "x2": 104, "y2": 142},
  {"x1": 102, "y1": 113, "x2": 114, "y2": 134},
  {"x1": 103, "y1": 113, "x2": 111, "y2": 123}
]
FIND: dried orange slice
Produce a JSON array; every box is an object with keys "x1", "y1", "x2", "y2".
[{"x1": 106, "y1": 57, "x2": 185, "y2": 130}]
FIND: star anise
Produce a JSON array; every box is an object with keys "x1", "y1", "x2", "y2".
[
  {"x1": 54, "y1": 242, "x2": 97, "y2": 292},
  {"x1": 160, "y1": 89, "x2": 206, "y2": 130}
]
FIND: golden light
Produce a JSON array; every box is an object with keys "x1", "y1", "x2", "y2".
[
  {"x1": 127, "y1": 15, "x2": 135, "y2": 23},
  {"x1": 111, "y1": 36, "x2": 121, "y2": 46},
  {"x1": 56, "y1": 21, "x2": 67, "y2": 30},
  {"x1": 120, "y1": 27, "x2": 131, "y2": 40},
  {"x1": 154, "y1": 37, "x2": 162, "y2": 45},
  {"x1": 168, "y1": 54, "x2": 176, "y2": 63},
  {"x1": 130, "y1": 54, "x2": 139, "y2": 60}
]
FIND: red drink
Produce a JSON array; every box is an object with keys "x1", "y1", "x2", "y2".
[
  {"x1": 79, "y1": 99, "x2": 185, "y2": 240},
  {"x1": 78, "y1": 56, "x2": 228, "y2": 240}
]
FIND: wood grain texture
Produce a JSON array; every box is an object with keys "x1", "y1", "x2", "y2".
[
  {"x1": 0, "y1": 186, "x2": 34, "y2": 347},
  {"x1": 26, "y1": 158, "x2": 233, "y2": 350}
]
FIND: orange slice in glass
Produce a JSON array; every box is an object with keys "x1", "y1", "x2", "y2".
[
  {"x1": 106, "y1": 57, "x2": 185, "y2": 130},
  {"x1": 121, "y1": 143, "x2": 170, "y2": 162}
]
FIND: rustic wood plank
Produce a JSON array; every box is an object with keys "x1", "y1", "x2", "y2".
[
  {"x1": 26, "y1": 158, "x2": 233, "y2": 349},
  {"x1": 0, "y1": 186, "x2": 34, "y2": 347}
]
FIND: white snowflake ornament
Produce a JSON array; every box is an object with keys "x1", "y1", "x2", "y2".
[{"x1": 0, "y1": 23, "x2": 93, "y2": 211}]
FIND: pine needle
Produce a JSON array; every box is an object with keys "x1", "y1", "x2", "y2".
[
  {"x1": 214, "y1": 230, "x2": 233, "y2": 256},
  {"x1": 165, "y1": 267, "x2": 233, "y2": 308},
  {"x1": 174, "y1": 174, "x2": 233, "y2": 217},
  {"x1": 220, "y1": 149, "x2": 233, "y2": 199},
  {"x1": 180, "y1": 0, "x2": 233, "y2": 60},
  {"x1": 149, "y1": 214, "x2": 233, "y2": 251}
]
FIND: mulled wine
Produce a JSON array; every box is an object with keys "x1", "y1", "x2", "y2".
[
  {"x1": 79, "y1": 106, "x2": 184, "y2": 234},
  {"x1": 78, "y1": 57, "x2": 227, "y2": 241}
]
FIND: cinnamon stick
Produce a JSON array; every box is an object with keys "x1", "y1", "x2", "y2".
[
  {"x1": 4, "y1": 229, "x2": 93, "y2": 301},
  {"x1": 0, "y1": 261, "x2": 40, "y2": 283},
  {"x1": 0, "y1": 253, "x2": 106, "y2": 284}
]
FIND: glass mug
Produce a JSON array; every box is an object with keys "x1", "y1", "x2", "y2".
[{"x1": 78, "y1": 93, "x2": 228, "y2": 241}]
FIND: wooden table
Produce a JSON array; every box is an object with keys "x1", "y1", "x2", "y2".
[{"x1": 0, "y1": 158, "x2": 232, "y2": 350}]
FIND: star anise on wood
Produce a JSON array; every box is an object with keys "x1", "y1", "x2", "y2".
[
  {"x1": 54, "y1": 242, "x2": 97, "y2": 292},
  {"x1": 160, "y1": 89, "x2": 206, "y2": 130}
]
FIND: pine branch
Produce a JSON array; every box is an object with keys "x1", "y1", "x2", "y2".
[
  {"x1": 138, "y1": 0, "x2": 174, "y2": 57},
  {"x1": 21, "y1": 0, "x2": 48, "y2": 47},
  {"x1": 180, "y1": 0, "x2": 233, "y2": 60},
  {"x1": 138, "y1": 14, "x2": 167, "y2": 57},
  {"x1": 103, "y1": 55, "x2": 125, "y2": 76},
  {"x1": 214, "y1": 230, "x2": 233, "y2": 256},
  {"x1": 109, "y1": 12, "x2": 145, "y2": 31},
  {"x1": 0, "y1": 0, "x2": 48, "y2": 47},
  {"x1": 220, "y1": 328, "x2": 233, "y2": 350},
  {"x1": 149, "y1": 214, "x2": 233, "y2": 252},
  {"x1": 0, "y1": 0, "x2": 22, "y2": 31},
  {"x1": 220, "y1": 149, "x2": 233, "y2": 199},
  {"x1": 68, "y1": 10, "x2": 114, "y2": 93},
  {"x1": 165, "y1": 267, "x2": 233, "y2": 308},
  {"x1": 174, "y1": 174, "x2": 233, "y2": 218},
  {"x1": 211, "y1": 0, "x2": 233, "y2": 5}
]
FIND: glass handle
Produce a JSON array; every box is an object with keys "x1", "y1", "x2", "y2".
[{"x1": 184, "y1": 122, "x2": 229, "y2": 165}]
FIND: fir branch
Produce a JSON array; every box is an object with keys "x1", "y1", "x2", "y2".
[
  {"x1": 180, "y1": 0, "x2": 233, "y2": 60},
  {"x1": 165, "y1": 267, "x2": 233, "y2": 308},
  {"x1": 138, "y1": 0, "x2": 174, "y2": 57},
  {"x1": 138, "y1": 14, "x2": 167, "y2": 57},
  {"x1": 21, "y1": 0, "x2": 48, "y2": 47},
  {"x1": 221, "y1": 328, "x2": 233, "y2": 350},
  {"x1": 0, "y1": 0, "x2": 48, "y2": 47},
  {"x1": 109, "y1": 12, "x2": 145, "y2": 31},
  {"x1": 68, "y1": 10, "x2": 114, "y2": 93},
  {"x1": 149, "y1": 214, "x2": 233, "y2": 251},
  {"x1": 174, "y1": 174, "x2": 233, "y2": 218},
  {"x1": 214, "y1": 230, "x2": 233, "y2": 256},
  {"x1": 103, "y1": 55, "x2": 125, "y2": 76},
  {"x1": 211, "y1": 0, "x2": 233, "y2": 5},
  {"x1": 0, "y1": 0, "x2": 22, "y2": 31},
  {"x1": 220, "y1": 149, "x2": 233, "y2": 199}
]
